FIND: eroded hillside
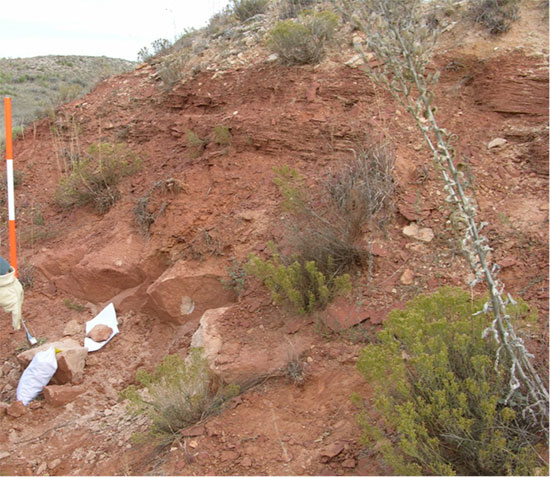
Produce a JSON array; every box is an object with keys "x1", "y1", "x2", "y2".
[{"x1": 0, "y1": 1, "x2": 548, "y2": 475}]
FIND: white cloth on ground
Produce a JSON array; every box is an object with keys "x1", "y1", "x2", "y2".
[{"x1": 84, "y1": 303, "x2": 119, "y2": 352}]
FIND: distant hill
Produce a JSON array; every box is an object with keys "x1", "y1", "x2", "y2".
[{"x1": 0, "y1": 55, "x2": 135, "y2": 144}]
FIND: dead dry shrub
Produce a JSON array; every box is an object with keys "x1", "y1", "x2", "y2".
[
  {"x1": 275, "y1": 141, "x2": 395, "y2": 277},
  {"x1": 468, "y1": 0, "x2": 520, "y2": 34},
  {"x1": 18, "y1": 262, "x2": 35, "y2": 289},
  {"x1": 134, "y1": 178, "x2": 181, "y2": 236},
  {"x1": 181, "y1": 227, "x2": 224, "y2": 261},
  {"x1": 285, "y1": 355, "x2": 308, "y2": 386},
  {"x1": 325, "y1": 142, "x2": 395, "y2": 238}
]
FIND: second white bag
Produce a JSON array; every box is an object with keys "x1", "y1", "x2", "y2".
[{"x1": 16, "y1": 346, "x2": 58, "y2": 405}]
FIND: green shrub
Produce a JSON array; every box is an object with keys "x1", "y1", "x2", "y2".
[
  {"x1": 187, "y1": 130, "x2": 206, "y2": 158},
  {"x1": 247, "y1": 247, "x2": 351, "y2": 314},
  {"x1": 57, "y1": 83, "x2": 85, "y2": 103},
  {"x1": 54, "y1": 142, "x2": 141, "y2": 213},
  {"x1": 468, "y1": 0, "x2": 520, "y2": 34},
  {"x1": 221, "y1": 258, "x2": 247, "y2": 294},
  {"x1": 272, "y1": 164, "x2": 307, "y2": 212},
  {"x1": 267, "y1": 10, "x2": 339, "y2": 65},
  {"x1": 213, "y1": 125, "x2": 231, "y2": 146},
  {"x1": 156, "y1": 54, "x2": 189, "y2": 90},
  {"x1": 232, "y1": 0, "x2": 269, "y2": 22},
  {"x1": 63, "y1": 298, "x2": 86, "y2": 312},
  {"x1": 120, "y1": 349, "x2": 240, "y2": 446},
  {"x1": 356, "y1": 287, "x2": 545, "y2": 476}
]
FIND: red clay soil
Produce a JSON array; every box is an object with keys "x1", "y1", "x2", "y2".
[{"x1": 0, "y1": 7, "x2": 548, "y2": 476}]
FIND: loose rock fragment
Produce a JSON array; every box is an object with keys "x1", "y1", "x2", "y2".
[
  {"x1": 87, "y1": 324, "x2": 113, "y2": 342},
  {"x1": 488, "y1": 137, "x2": 507, "y2": 149},
  {"x1": 403, "y1": 223, "x2": 434, "y2": 242},
  {"x1": 400, "y1": 269, "x2": 415, "y2": 285}
]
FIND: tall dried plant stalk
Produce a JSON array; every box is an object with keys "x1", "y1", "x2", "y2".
[{"x1": 346, "y1": 0, "x2": 548, "y2": 434}]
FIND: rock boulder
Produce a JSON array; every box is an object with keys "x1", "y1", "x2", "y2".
[
  {"x1": 43, "y1": 385, "x2": 85, "y2": 407},
  {"x1": 191, "y1": 306, "x2": 315, "y2": 384},
  {"x1": 52, "y1": 348, "x2": 87, "y2": 385},
  {"x1": 144, "y1": 260, "x2": 236, "y2": 324}
]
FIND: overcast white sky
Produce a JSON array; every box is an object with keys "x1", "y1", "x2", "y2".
[{"x1": 0, "y1": 0, "x2": 231, "y2": 62}]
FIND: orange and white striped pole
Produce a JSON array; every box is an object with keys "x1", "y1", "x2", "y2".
[{"x1": 4, "y1": 97, "x2": 18, "y2": 277}]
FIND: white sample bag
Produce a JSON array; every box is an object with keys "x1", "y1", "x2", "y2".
[{"x1": 16, "y1": 346, "x2": 58, "y2": 405}]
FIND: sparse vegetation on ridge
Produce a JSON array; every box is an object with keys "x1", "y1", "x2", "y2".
[
  {"x1": 137, "y1": 38, "x2": 173, "y2": 63},
  {"x1": 0, "y1": 56, "x2": 134, "y2": 143},
  {"x1": 232, "y1": 0, "x2": 270, "y2": 21},
  {"x1": 277, "y1": 0, "x2": 319, "y2": 20}
]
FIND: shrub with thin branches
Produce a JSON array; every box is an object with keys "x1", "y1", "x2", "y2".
[
  {"x1": 120, "y1": 349, "x2": 239, "y2": 447},
  {"x1": 468, "y1": 0, "x2": 520, "y2": 34},
  {"x1": 156, "y1": 54, "x2": 190, "y2": 90},
  {"x1": 134, "y1": 178, "x2": 181, "y2": 236},
  {"x1": 277, "y1": 0, "x2": 318, "y2": 20},
  {"x1": 325, "y1": 142, "x2": 395, "y2": 238},
  {"x1": 137, "y1": 38, "x2": 172, "y2": 63},
  {"x1": 274, "y1": 142, "x2": 394, "y2": 277}
]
